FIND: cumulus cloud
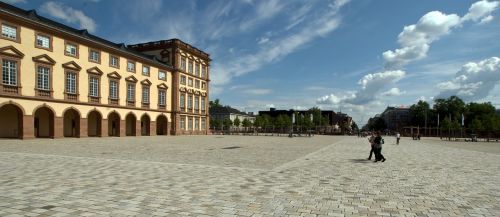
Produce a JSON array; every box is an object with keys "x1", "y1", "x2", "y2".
[
  {"x1": 436, "y1": 56, "x2": 500, "y2": 100},
  {"x1": 384, "y1": 0, "x2": 499, "y2": 69},
  {"x1": 382, "y1": 88, "x2": 406, "y2": 96},
  {"x1": 317, "y1": 70, "x2": 406, "y2": 105},
  {"x1": 462, "y1": 0, "x2": 500, "y2": 22},
  {"x1": 40, "y1": 1, "x2": 97, "y2": 32}
]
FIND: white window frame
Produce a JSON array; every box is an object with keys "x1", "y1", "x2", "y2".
[
  {"x1": 142, "y1": 86, "x2": 150, "y2": 103},
  {"x1": 158, "y1": 71, "x2": 166, "y2": 80},
  {"x1": 127, "y1": 83, "x2": 135, "y2": 102},
  {"x1": 109, "y1": 80, "x2": 118, "y2": 99},
  {"x1": 159, "y1": 89, "x2": 166, "y2": 106},
  {"x1": 1, "y1": 24, "x2": 17, "y2": 40},
  {"x1": 66, "y1": 71, "x2": 77, "y2": 94},
  {"x1": 2, "y1": 59, "x2": 17, "y2": 86},
  {"x1": 37, "y1": 66, "x2": 50, "y2": 90},
  {"x1": 65, "y1": 43, "x2": 77, "y2": 56},
  {"x1": 89, "y1": 77, "x2": 99, "y2": 97},
  {"x1": 36, "y1": 35, "x2": 50, "y2": 48}
]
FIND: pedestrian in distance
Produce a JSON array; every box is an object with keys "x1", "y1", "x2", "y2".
[
  {"x1": 373, "y1": 131, "x2": 386, "y2": 162},
  {"x1": 367, "y1": 132, "x2": 375, "y2": 160},
  {"x1": 396, "y1": 132, "x2": 400, "y2": 145}
]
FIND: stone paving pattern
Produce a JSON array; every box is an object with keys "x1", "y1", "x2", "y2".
[{"x1": 0, "y1": 136, "x2": 499, "y2": 216}]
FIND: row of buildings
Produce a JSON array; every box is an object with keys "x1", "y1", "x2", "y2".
[
  {"x1": 365, "y1": 106, "x2": 411, "y2": 132},
  {"x1": 0, "y1": 2, "x2": 210, "y2": 139}
]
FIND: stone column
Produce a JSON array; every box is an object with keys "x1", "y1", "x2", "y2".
[
  {"x1": 101, "y1": 119, "x2": 108, "y2": 137},
  {"x1": 54, "y1": 117, "x2": 64, "y2": 138},
  {"x1": 120, "y1": 120, "x2": 126, "y2": 137},
  {"x1": 135, "y1": 120, "x2": 141, "y2": 136},
  {"x1": 150, "y1": 121, "x2": 157, "y2": 136},
  {"x1": 22, "y1": 115, "x2": 34, "y2": 139},
  {"x1": 80, "y1": 118, "x2": 88, "y2": 138}
]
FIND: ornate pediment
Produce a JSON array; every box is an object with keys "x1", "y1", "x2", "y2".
[
  {"x1": 125, "y1": 75, "x2": 138, "y2": 83},
  {"x1": 0, "y1": 46, "x2": 24, "y2": 58},
  {"x1": 201, "y1": 92, "x2": 207, "y2": 96},
  {"x1": 179, "y1": 87, "x2": 186, "y2": 92},
  {"x1": 194, "y1": 90, "x2": 201, "y2": 95},
  {"x1": 107, "y1": 71, "x2": 122, "y2": 79},
  {"x1": 87, "y1": 66, "x2": 103, "y2": 76},
  {"x1": 62, "y1": 61, "x2": 82, "y2": 71},
  {"x1": 157, "y1": 83, "x2": 168, "y2": 89},
  {"x1": 140, "y1": 79, "x2": 152, "y2": 86},
  {"x1": 32, "y1": 54, "x2": 56, "y2": 65},
  {"x1": 187, "y1": 88, "x2": 194, "y2": 94}
]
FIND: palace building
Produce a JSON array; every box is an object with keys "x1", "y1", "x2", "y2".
[{"x1": 0, "y1": 2, "x2": 210, "y2": 139}]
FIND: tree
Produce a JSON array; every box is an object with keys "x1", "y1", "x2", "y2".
[
  {"x1": 351, "y1": 122, "x2": 359, "y2": 132},
  {"x1": 233, "y1": 117, "x2": 241, "y2": 127},
  {"x1": 210, "y1": 119, "x2": 222, "y2": 130},
  {"x1": 409, "y1": 100, "x2": 430, "y2": 127},
  {"x1": 434, "y1": 96, "x2": 465, "y2": 123},
  {"x1": 242, "y1": 119, "x2": 251, "y2": 129},
  {"x1": 209, "y1": 99, "x2": 221, "y2": 108},
  {"x1": 470, "y1": 118, "x2": 483, "y2": 133},
  {"x1": 223, "y1": 117, "x2": 233, "y2": 130}
]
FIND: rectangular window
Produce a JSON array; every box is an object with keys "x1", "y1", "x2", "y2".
[
  {"x1": 188, "y1": 60, "x2": 193, "y2": 74},
  {"x1": 127, "y1": 83, "x2": 135, "y2": 102},
  {"x1": 127, "y1": 60, "x2": 135, "y2": 72},
  {"x1": 1, "y1": 24, "x2": 17, "y2": 40},
  {"x1": 89, "y1": 49, "x2": 100, "y2": 63},
  {"x1": 188, "y1": 95, "x2": 193, "y2": 110},
  {"x1": 180, "y1": 93, "x2": 185, "y2": 110},
  {"x1": 181, "y1": 58, "x2": 186, "y2": 71},
  {"x1": 180, "y1": 75, "x2": 186, "y2": 85},
  {"x1": 142, "y1": 66, "x2": 150, "y2": 76},
  {"x1": 89, "y1": 77, "x2": 99, "y2": 97},
  {"x1": 109, "y1": 55, "x2": 119, "y2": 68},
  {"x1": 201, "y1": 118, "x2": 206, "y2": 130},
  {"x1": 65, "y1": 72, "x2": 77, "y2": 94},
  {"x1": 195, "y1": 64, "x2": 200, "y2": 77},
  {"x1": 180, "y1": 116, "x2": 186, "y2": 130},
  {"x1": 195, "y1": 118, "x2": 200, "y2": 130},
  {"x1": 188, "y1": 78, "x2": 193, "y2": 87},
  {"x1": 201, "y1": 97, "x2": 206, "y2": 112},
  {"x1": 188, "y1": 117, "x2": 193, "y2": 130},
  {"x1": 201, "y1": 66, "x2": 207, "y2": 78},
  {"x1": 36, "y1": 34, "x2": 50, "y2": 49},
  {"x1": 158, "y1": 89, "x2": 166, "y2": 106},
  {"x1": 109, "y1": 80, "x2": 118, "y2": 99},
  {"x1": 65, "y1": 42, "x2": 78, "y2": 56},
  {"x1": 2, "y1": 60, "x2": 17, "y2": 86},
  {"x1": 195, "y1": 96, "x2": 199, "y2": 111},
  {"x1": 37, "y1": 66, "x2": 50, "y2": 90},
  {"x1": 158, "y1": 71, "x2": 166, "y2": 80},
  {"x1": 195, "y1": 80, "x2": 200, "y2": 89},
  {"x1": 201, "y1": 82, "x2": 206, "y2": 90},
  {"x1": 142, "y1": 86, "x2": 150, "y2": 103}
]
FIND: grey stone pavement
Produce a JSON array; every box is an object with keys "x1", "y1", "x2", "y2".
[{"x1": 0, "y1": 136, "x2": 499, "y2": 216}]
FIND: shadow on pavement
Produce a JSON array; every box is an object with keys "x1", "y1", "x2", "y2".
[{"x1": 349, "y1": 159, "x2": 372, "y2": 163}]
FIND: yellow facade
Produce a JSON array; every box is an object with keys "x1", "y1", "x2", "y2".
[{"x1": 0, "y1": 3, "x2": 210, "y2": 138}]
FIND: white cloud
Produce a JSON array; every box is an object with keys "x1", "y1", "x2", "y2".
[
  {"x1": 462, "y1": 0, "x2": 500, "y2": 22},
  {"x1": 382, "y1": 88, "x2": 406, "y2": 96},
  {"x1": 345, "y1": 70, "x2": 406, "y2": 104},
  {"x1": 40, "y1": 1, "x2": 97, "y2": 32},
  {"x1": 239, "y1": 0, "x2": 287, "y2": 31},
  {"x1": 211, "y1": 0, "x2": 349, "y2": 87},
  {"x1": 436, "y1": 56, "x2": 500, "y2": 100},
  {"x1": 384, "y1": 1, "x2": 499, "y2": 69}
]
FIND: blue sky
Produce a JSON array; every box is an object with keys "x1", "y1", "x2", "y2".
[{"x1": 4, "y1": 0, "x2": 500, "y2": 125}]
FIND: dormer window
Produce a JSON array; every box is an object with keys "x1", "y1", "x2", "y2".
[{"x1": 35, "y1": 34, "x2": 51, "y2": 50}]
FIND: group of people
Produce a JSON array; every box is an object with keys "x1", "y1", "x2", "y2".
[{"x1": 367, "y1": 131, "x2": 386, "y2": 162}]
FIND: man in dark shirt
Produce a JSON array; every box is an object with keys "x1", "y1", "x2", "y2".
[{"x1": 373, "y1": 131, "x2": 386, "y2": 162}]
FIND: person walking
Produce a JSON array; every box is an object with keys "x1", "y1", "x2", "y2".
[
  {"x1": 367, "y1": 132, "x2": 375, "y2": 160},
  {"x1": 373, "y1": 131, "x2": 386, "y2": 162},
  {"x1": 396, "y1": 132, "x2": 400, "y2": 145}
]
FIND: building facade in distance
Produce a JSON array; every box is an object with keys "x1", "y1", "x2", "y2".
[
  {"x1": 0, "y1": 2, "x2": 210, "y2": 138},
  {"x1": 210, "y1": 106, "x2": 255, "y2": 128}
]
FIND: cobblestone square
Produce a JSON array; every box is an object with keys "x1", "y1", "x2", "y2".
[{"x1": 1, "y1": 136, "x2": 499, "y2": 216}]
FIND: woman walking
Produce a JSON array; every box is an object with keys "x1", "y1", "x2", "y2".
[
  {"x1": 367, "y1": 132, "x2": 375, "y2": 160},
  {"x1": 373, "y1": 131, "x2": 386, "y2": 162}
]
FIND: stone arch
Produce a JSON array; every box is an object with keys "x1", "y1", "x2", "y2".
[
  {"x1": 156, "y1": 114, "x2": 169, "y2": 135},
  {"x1": 140, "y1": 114, "x2": 151, "y2": 136},
  {"x1": 108, "y1": 111, "x2": 121, "y2": 137},
  {"x1": 87, "y1": 109, "x2": 102, "y2": 137},
  {"x1": 63, "y1": 107, "x2": 80, "y2": 137},
  {"x1": 33, "y1": 105, "x2": 55, "y2": 138},
  {"x1": 0, "y1": 102, "x2": 24, "y2": 138},
  {"x1": 125, "y1": 112, "x2": 137, "y2": 136}
]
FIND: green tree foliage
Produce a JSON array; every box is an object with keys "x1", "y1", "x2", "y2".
[
  {"x1": 409, "y1": 100, "x2": 430, "y2": 127},
  {"x1": 470, "y1": 118, "x2": 483, "y2": 133},
  {"x1": 242, "y1": 119, "x2": 251, "y2": 128},
  {"x1": 351, "y1": 122, "x2": 359, "y2": 131},
  {"x1": 233, "y1": 117, "x2": 241, "y2": 127},
  {"x1": 434, "y1": 96, "x2": 465, "y2": 123},
  {"x1": 210, "y1": 119, "x2": 222, "y2": 129},
  {"x1": 209, "y1": 98, "x2": 222, "y2": 108},
  {"x1": 223, "y1": 117, "x2": 233, "y2": 129}
]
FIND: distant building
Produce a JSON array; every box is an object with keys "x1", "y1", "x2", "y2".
[
  {"x1": 380, "y1": 107, "x2": 410, "y2": 131},
  {"x1": 258, "y1": 108, "x2": 352, "y2": 128},
  {"x1": 210, "y1": 106, "x2": 255, "y2": 127}
]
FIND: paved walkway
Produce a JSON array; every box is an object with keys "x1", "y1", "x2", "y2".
[{"x1": 0, "y1": 136, "x2": 499, "y2": 216}]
